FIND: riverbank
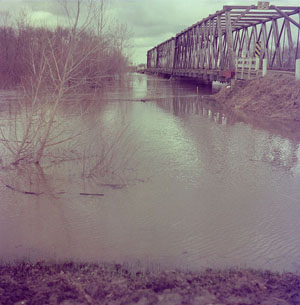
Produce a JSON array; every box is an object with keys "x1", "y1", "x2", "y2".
[
  {"x1": 1, "y1": 262, "x2": 300, "y2": 305},
  {"x1": 213, "y1": 74, "x2": 300, "y2": 122}
]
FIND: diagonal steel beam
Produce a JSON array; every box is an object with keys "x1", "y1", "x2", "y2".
[{"x1": 271, "y1": 6, "x2": 300, "y2": 30}]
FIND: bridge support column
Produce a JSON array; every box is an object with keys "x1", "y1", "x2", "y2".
[
  {"x1": 296, "y1": 59, "x2": 300, "y2": 80},
  {"x1": 262, "y1": 59, "x2": 268, "y2": 77}
]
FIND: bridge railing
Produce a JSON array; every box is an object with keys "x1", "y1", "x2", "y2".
[{"x1": 235, "y1": 57, "x2": 260, "y2": 79}]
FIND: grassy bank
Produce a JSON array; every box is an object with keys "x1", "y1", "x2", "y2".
[
  {"x1": 214, "y1": 75, "x2": 300, "y2": 122},
  {"x1": 1, "y1": 262, "x2": 300, "y2": 304}
]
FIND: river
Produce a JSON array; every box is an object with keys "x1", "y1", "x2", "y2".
[{"x1": 0, "y1": 73, "x2": 300, "y2": 273}]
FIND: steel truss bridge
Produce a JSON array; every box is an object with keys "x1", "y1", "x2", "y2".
[{"x1": 146, "y1": 3, "x2": 300, "y2": 82}]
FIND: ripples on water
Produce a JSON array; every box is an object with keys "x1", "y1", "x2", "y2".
[{"x1": 0, "y1": 74, "x2": 300, "y2": 273}]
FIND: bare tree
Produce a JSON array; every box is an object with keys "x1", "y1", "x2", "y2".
[
  {"x1": 1, "y1": 1, "x2": 94, "y2": 164},
  {"x1": 0, "y1": 0, "x2": 131, "y2": 167},
  {"x1": 91, "y1": 0, "x2": 110, "y2": 36}
]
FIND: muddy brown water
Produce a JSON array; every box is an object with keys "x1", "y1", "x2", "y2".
[{"x1": 0, "y1": 73, "x2": 300, "y2": 273}]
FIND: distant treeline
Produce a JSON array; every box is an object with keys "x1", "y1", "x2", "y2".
[{"x1": 0, "y1": 25, "x2": 129, "y2": 89}]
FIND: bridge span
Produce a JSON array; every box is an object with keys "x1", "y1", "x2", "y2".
[{"x1": 146, "y1": 3, "x2": 300, "y2": 82}]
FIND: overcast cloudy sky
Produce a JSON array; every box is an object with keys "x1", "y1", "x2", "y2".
[{"x1": 0, "y1": 0, "x2": 299, "y2": 63}]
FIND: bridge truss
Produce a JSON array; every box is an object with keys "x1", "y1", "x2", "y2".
[{"x1": 147, "y1": 4, "x2": 300, "y2": 81}]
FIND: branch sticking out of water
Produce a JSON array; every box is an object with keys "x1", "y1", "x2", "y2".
[
  {"x1": 5, "y1": 184, "x2": 104, "y2": 197},
  {"x1": 5, "y1": 184, "x2": 42, "y2": 196},
  {"x1": 79, "y1": 193, "x2": 104, "y2": 196}
]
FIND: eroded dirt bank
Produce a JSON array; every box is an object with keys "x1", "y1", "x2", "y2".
[
  {"x1": 213, "y1": 75, "x2": 300, "y2": 122},
  {"x1": 1, "y1": 262, "x2": 300, "y2": 305}
]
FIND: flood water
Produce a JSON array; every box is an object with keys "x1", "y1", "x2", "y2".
[{"x1": 1, "y1": 73, "x2": 300, "y2": 273}]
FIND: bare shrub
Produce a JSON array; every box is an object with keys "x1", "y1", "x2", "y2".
[{"x1": 0, "y1": 0, "x2": 131, "y2": 168}]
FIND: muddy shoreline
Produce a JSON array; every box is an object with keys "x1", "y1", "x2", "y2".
[
  {"x1": 1, "y1": 262, "x2": 300, "y2": 305},
  {"x1": 198, "y1": 74, "x2": 300, "y2": 141},
  {"x1": 213, "y1": 75, "x2": 300, "y2": 122}
]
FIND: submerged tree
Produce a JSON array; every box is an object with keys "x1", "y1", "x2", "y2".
[{"x1": 0, "y1": 0, "x2": 131, "y2": 165}]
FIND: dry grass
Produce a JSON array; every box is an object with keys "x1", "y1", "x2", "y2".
[
  {"x1": 0, "y1": 262, "x2": 300, "y2": 305},
  {"x1": 214, "y1": 75, "x2": 300, "y2": 121}
]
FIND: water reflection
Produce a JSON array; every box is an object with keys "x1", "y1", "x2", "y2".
[
  {"x1": 152, "y1": 84, "x2": 300, "y2": 174},
  {"x1": 1, "y1": 73, "x2": 300, "y2": 273}
]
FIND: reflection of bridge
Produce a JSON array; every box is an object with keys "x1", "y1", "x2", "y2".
[
  {"x1": 146, "y1": 4, "x2": 300, "y2": 82},
  {"x1": 155, "y1": 95, "x2": 299, "y2": 172}
]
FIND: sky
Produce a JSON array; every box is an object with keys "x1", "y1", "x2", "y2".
[{"x1": 0, "y1": 0, "x2": 299, "y2": 64}]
